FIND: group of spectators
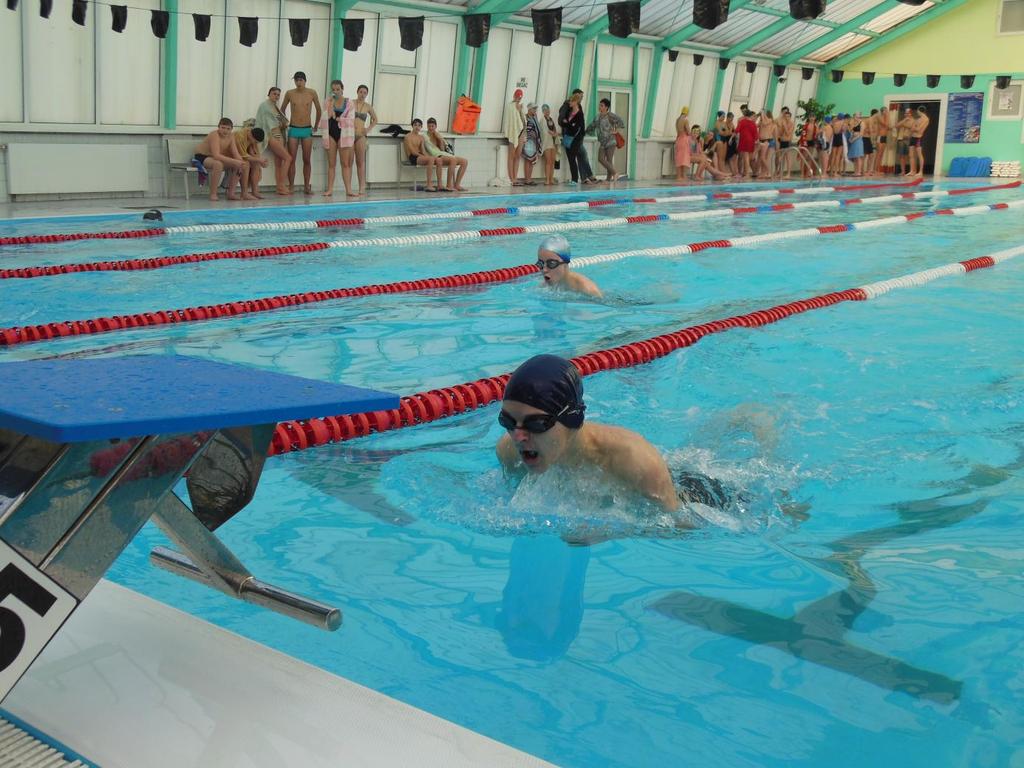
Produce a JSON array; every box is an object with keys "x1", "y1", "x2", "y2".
[
  {"x1": 673, "y1": 103, "x2": 933, "y2": 183},
  {"x1": 503, "y1": 88, "x2": 627, "y2": 186},
  {"x1": 193, "y1": 70, "x2": 475, "y2": 200}
]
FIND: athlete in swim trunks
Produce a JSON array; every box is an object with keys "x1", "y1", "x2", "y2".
[
  {"x1": 535, "y1": 235, "x2": 602, "y2": 299},
  {"x1": 756, "y1": 110, "x2": 777, "y2": 178},
  {"x1": 496, "y1": 355, "x2": 681, "y2": 513},
  {"x1": 895, "y1": 107, "x2": 914, "y2": 176},
  {"x1": 908, "y1": 106, "x2": 930, "y2": 178},
  {"x1": 401, "y1": 119, "x2": 438, "y2": 191},
  {"x1": 322, "y1": 80, "x2": 356, "y2": 198},
  {"x1": 426, "y1": 117, "x2": 469, "y2": 191},
  {"x1": 776, "y1": 107, "x2": 796, "y2": 177},
  {"x1": 193, "y1": 117, "x2": 248, "y2": 202},
  {"x1": 281, "y1": 71, "x2": 322, "y2": 195},
  {"x1": 233, "y1": 125, "x2": 267, "y2": 199}
]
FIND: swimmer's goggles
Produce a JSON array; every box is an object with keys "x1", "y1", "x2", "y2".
[
  {"x1": 536, "y1": 258, "x2": 565, "y2": 270},
  {"x1": 498, "y1": 404, "x2": 569, "y2": 433}
]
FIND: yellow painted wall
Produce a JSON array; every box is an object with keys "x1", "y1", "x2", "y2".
[{"x1": 845, "y1": 0, "x2": 1024, "y2": 73}]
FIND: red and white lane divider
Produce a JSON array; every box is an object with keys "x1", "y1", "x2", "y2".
[
  {"x1": 2, "y1": 199, "x2": 1020, "y2": 349},
  {"x1": 269, "y1": 242, "x2": 1024, "y2": 455},
  {"x1": 0, "y1": 178, "x2": 934, "y2": 247},
  {"x1": 3, "y1": 181, "x2": 1018, "y2": 280}
]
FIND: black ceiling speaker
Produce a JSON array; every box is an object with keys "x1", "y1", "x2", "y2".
[
  {"x1": 238, "y1": 16, "x2": 258, "y2": 47},
  {"x1": 342, "y1": 18, "x2": 364, "y2": 51},
  {"x1": 667, "y1": 49, "x2": 678, "y2": 62},
  {"x1": 995, "y1": 75, "x2": 1012, "y2": 89},
  {"x1": 692, "y1": 53, "x2": 704, "y2": 66},
  {"x1": 7, "y1": 0, "x2": 18, "y2": 9},
  {"x1": 464, "y1": 13, "x2": 490, "y2": 47},
  {"x1": 926, "y1": 74, "x2": 940, "y2": 88},
  {"x1": 399, "y1": 16, "x2": 424, "y2": 51},
  {"x1": 897, "y1": 0, "x2": 927, "y2": 5},
  {"x1": 830, "y1": 69, "x2": 843, "y2": 83},
  {"x1": 289, "y1": 18, "x2": 310, "y2": 46},
  {"x1": 71, "y1": 0, "x2": 86, "y2": 25},
  {"x1": 862, "y1": 71, "x2": 875, "y2": 85},
  {"x1": 532, "y1": 7, "x2": 562, "y2": 45},
  {"x1": 193, "y1": 13, "x2": 211, "y2": 42},
  {"x1": 773, "y1": 64, "x2": 785, "y2": 77},
  {"x1": 718, "y1": 57, "x2": 730, "y2": 70},
  {"x1": 960, "y1": 74, "x2": 975, "y2": 89},
  {"x1": 607, "y1": 1, "x2": 640, "y2": 38},
  {"x1": 110, "y1": 4, "x2": 127, "y2": 32},
  {"x1": 151, "y1": 10, "x2": 170, "y2": 38},
  {"x1": 745, "y1": 61, "x2": 757, "y2": 74},
  {"x1": 693, "y1": 0, "x2": 729, "y2": 30},
  {"x1": 802, "y1": 67, "x2": 813, "y2": 80},
  {"x1": 893, "y1": 73, "x2": 907, "y2": 86},
  {"x1": 790, "y1": 0, "x2": 826, "y2": 19},
  {"x1": 39, "y1": 0, "x2": 52, "y2": 19}
]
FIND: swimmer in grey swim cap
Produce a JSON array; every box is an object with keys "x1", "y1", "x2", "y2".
[
  {"x1": 496, "y1": 354, "x2": 680, "y2": 512},
  {"x1": 536, "y1": 235, "x2": 603, "y2": 299}
]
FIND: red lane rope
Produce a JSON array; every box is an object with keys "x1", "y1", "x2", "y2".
[
  {"x1": 3, "y1": 196, "x2": 1018, "y2": 347},
  {"x1": 269, "y1": 288, "x2": 868, "y2": 454},
  {"x1": 268, "y1": 243, "x2": 1018, "y2": 455},
  {"x1": 0, "y1": 178, "x2": 934, "y2": 249},
  {"x1": 5, "y1": 180, "x2": 1013, "y2": 281},
  {"x1": 0, "y1": 264, "x2": 539, "y2": 347},
  {"x1": 0, "y1": 227, "x2": 166, "y2": 246},
  {"x1": 0, "y1": 242, "x2": 331, "y2": 279}
]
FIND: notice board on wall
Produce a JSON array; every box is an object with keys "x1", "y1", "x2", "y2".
[{"x1": 945, "y1": 92, "x2": 984, "y2": 143}]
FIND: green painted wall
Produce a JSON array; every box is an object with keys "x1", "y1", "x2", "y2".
[
  {"x1": 817, "y1": 75, "x2": 1024, "y2": 173},
  {"x1": 818, "y1": 0, "x2": 1024, "y2": 173}
]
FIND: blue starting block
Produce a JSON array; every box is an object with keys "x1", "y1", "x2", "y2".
[{"x1": 0, "y1": 355, "x2": 398, "y2": 702}]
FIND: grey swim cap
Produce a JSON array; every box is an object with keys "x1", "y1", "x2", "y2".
[{"x1": 538, "y1": 234, "x2": 571, "y2": 262}]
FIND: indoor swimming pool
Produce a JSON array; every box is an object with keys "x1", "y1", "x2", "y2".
[{"x1": 1, "y1": 181, "x2": 1022, "y2": 767}]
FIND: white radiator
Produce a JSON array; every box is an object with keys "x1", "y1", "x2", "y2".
[{"x1": 5, "y1": 143, "x2": 149, "y2": 194}]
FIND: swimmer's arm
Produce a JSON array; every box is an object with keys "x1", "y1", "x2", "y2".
[
  {"x1": 605, "y1": 436, "x2": 679, "y2": 512},
  {"x1": 312, "y1": 91, "x2": 322, "y2": 129},
  {"x1": 280, "y1": 90, "x2": 292, "y2": 117},
  {"x1": 581, "y1": 276, "x2": 603, "y2": 299}
]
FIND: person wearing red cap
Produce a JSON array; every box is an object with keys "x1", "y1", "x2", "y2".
[{"x1": 504, "y1": 89, "x2": 526, "y2": 186}]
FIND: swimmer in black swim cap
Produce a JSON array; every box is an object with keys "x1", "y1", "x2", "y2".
[
  {"x1": 536, "y1": 235, "x2": 603, "y2": 299},
  {"x1": 496, "y1": 354, "x2": 680, "y2": 512}
]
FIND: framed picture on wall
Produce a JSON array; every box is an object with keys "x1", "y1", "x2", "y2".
[{"x1": 988, "y1": 79, "x2": 1023, "y2": 120}]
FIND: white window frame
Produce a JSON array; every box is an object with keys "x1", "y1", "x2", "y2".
[{"x1": 997, "y1": 0, "x2": 1024, "y2": 35}]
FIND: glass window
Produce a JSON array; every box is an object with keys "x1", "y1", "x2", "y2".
[{"x1": 375, "y1": 72, "x2": 416, "y2": 124}]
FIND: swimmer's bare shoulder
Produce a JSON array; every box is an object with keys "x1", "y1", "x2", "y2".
[
  {"x1": 568, "y1": 272, "x2": 603, "y2": 298},
  {"x1": 586, "y1": 424, "x2": 679, "y2": 511},
  {"x1": 496, "y1": 433, "x2": 521, "y2": 471}
]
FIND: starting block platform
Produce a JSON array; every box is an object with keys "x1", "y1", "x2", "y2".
[{"x1": 0, "y1": 355, "x2": 397, "y2": 703}]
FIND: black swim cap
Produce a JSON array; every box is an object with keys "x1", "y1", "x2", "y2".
[{"x1": 503, "y1": 355, "x2": 585, "y2": 429}]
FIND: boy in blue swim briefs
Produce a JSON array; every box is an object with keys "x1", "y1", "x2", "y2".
[{"x1": 281, "y1": 71, "x2": 321, "y2": 195}]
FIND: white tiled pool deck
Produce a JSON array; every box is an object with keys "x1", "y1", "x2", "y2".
[{"x1": 4, "y1": 582, "x2": 556, "y2": 768}]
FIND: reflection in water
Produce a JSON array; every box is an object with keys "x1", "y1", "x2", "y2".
[
  {"x1": 494, "y1": 536, "x2": 591, "y2": 662},
  {"x1": 652, "y1": 459, "x2": 1021, "y2": 704}
]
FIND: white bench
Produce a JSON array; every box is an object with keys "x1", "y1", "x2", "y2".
[{"x1": 166, "y1": 137, "x2": 202, "y2": 200}]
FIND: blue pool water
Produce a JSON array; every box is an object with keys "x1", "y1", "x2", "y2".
[{"x1": 2, "y1": 182, "x2": 1023, "y2": 767}]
